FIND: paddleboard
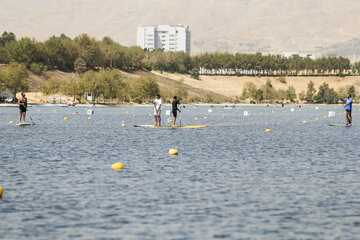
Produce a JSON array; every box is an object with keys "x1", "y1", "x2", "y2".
[
  {"x1": 16, "y1": 123, "x2": 31, "y2": 126},
  {"x1": 134, "y1": 124, "x2": 208, "y2": 129},
  {"x1": 328, "y1": 124, "x2": 357, "y2": 127}
]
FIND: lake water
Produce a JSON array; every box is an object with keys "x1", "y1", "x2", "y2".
[{"x1": 1, "y1": 104, "x2": 360, "y2": 239}]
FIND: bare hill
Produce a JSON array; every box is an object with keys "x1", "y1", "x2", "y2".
[{"x1": 1, "y1": 0, "x2": 360, "y2": 55}]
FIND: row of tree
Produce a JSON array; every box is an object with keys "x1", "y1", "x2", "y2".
[
  {"x1": 2, "y1": 31, "x2": 360, "y2": 76},
  {"x1": 40, "y1": 69, "x2": 189, "y2": 104},
  {"x1": 239, "y1": 80, "x2": 356, "y2": 104}
]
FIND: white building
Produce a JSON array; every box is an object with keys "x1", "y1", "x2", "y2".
[
  {"x1": 137, "y1": 25, "x2": 191, "y2": 55},
  {"x1": 283, "y1": 52, "x2": 315, "y2": 60}
]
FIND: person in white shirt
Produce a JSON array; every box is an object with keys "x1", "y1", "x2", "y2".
[{"x1": 153, "y1": 94, "x2": 162, "y2": 126}]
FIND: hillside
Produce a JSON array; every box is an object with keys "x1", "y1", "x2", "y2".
[
  {"x1": 0, "y1": 65, "x2": 225, "y2": 103},
  {"x1": 1, "y1": 0, "x2": 360, "y2": 55},
  {"x1": 153, "y1": 71, "x2": 360, "y2": 98}
]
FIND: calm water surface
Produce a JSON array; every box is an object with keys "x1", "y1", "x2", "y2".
[{"x1": 1, "y1": 105, "x2": 360, "y2": 239}]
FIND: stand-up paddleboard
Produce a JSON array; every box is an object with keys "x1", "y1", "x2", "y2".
[
  {"x1": 16, "y1": 123, "x2": 31, "y2": 126},
  {"x1": 134, "y1": 124, "x2": 208, "y2": 129},
  {"x1": 328, "y1": 124, "x2": 357, "y2": 127}
]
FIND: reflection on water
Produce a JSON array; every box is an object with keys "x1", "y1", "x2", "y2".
[{"x1": 1, "y1": 105, "x2": 360, "y2": 239}]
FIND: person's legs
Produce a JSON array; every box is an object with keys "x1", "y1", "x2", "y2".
[
  {"x1": 158, "y1": 116, "x2": 161, "y2": 126},
  {"x1": 349, "y1": 111, "x2": 352, "y2": 125},
  {"x1": 173, "y1": 117, "x2": 176, "y2": 126},
  {"x1": 346, "y1": 111, "x2": 349, "y2": 125},
  {"x1": 154, "y1": 116, "x2": 158, "y2": 125},
  {"x1": 19, "y1": 111, "x2": 22, "y2": 123},
  {"x1": 23, "y1": 112, "x2": 26, "y2": 122}
]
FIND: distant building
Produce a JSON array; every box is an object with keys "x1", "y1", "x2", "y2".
[
  {"x1": 283, "y1": 52, "x2": 315, "y2": 60},
  {"x1": 137, "y1": 25, "x2": 191, "y2": 55}
]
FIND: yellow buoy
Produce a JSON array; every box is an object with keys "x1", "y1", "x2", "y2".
[
  {"x1": 169, "y1": 149, "x2": 178, "y2": 156},
  {"x1": 194, "y1": 117, "x2": 198, "y2": 120},
  {"x1": 111, "y1": 162, "x2": 123, "y2": 170},
  {"x1": 121, "y1": 121, "x2": 126, "y2": 127},
  {"x1": 133, "y1": 114, "x2": 136, "y2": 117},
  {"x1": 9, "y1": 121, "x2": 14, "y2": 124},
  {"x1": 37, "y1": 110, "x2": 40, "y2": 112},
  {"x1": 222, "y1": 114, "x2": 226, "y2": 118},
  {"x1": 64, "y1": 117, "x2": 68, "y2": 121},
  {"x1": 0, "y1": 186, "x2": 2, "y2": 198},
  {"x1": 324, "y1": 116, "x2": 327, "y2": 119},
  {"x1": 126, "y1": 112, "x2": 129, "y2": 114},
  {"x1": 316, "y1": 118, "x2": 319, "y2": 121},
  {"x1": 72, "y1": 113, "x2": 76, "y2": 116},
  {"x1": 303, "y1": 121, "x2": 307, "y2": 124},
  {"x1": 266, "y1": 129, "x2": 271, "y2": 132},
  {"x1": 53, "y1": 110, "x2": 56, "y2": 112},
  {"x1": 88, "y1": 117, "x2": 92, "y2": 120}
]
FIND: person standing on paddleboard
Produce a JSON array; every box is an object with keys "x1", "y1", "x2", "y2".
[
  {"x1": 18, "y1": 92, "x2": 27, "y2": 124},
  {"x1": 171, "y1": 96, "x2": 181, "y2": 127},
  {"x1": 341, "y1": 94, "x2": 353, "y2": 125},
  {"x1": 153, "y1": 94, "x2": 162, "y2": 126}
]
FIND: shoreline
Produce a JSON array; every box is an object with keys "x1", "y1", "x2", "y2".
[{"x1": 0, "y1": 103, "x2": 355, "y2": 108}]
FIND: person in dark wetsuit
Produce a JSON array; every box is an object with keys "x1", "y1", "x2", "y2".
[
  {"x1": 171, "y1": 96, "x2": 181, "y2": 127},
  {"x1": 18, "y1": 92, "x2": 27, "y2": 123}
]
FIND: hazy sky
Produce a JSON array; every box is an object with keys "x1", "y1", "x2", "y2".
[{"x1": 1, "y1": 0, "x2": 359, "y2": 54}]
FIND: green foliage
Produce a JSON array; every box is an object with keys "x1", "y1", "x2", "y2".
[
  {"x1": 278, "y1": 76, "x2": 286, "y2": 83},
  {"x1": 298, "y1": 90, "x2": 306, "y2": 102},
  {"x1": 128, "y1": 76, "x2": 160, "y2": 103},
  {"x1": 41, "y1": 77, "x2": 61, "y2": 96},
  {"x1": 173, "y1": 79, "x2": 188, "y2": 100},
  {"x1": 0, "y1": 31, "x2": 16, "y2": 46},
  {"x1": 30, "y1": 62, "x2": 46, "y2": 75},
  {"x1": 285, "y1": 86, "x2": 297, "y2": 102},
  {"x1": 235, "y1": 71, "x2": 241, "y2": 77},
  {"x1": 74, "y1": 58, "x2": 87, "y2": 73},
  {"x1": 11, "y1": 38, "x2": 37, "y2": 67},
  {"x1": 305, "y1": 80, "x2": 316, "y2": 103},
  {"x1": 4, "y1": 62, "x2": 29, "y2": 98},
  {"x1": 314, "y1": 82, "x2": 339, "y2": 104},
  {"x1": 190, "y1": 69, "x2": 200, "y2": 79},
  {"x1": 337, "y1": 85, "x2": 356, "y2": 99}
]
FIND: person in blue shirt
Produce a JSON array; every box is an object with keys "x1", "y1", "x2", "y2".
[{"x1": 341, "y1": 94, "x2": 353, "y2": 125}]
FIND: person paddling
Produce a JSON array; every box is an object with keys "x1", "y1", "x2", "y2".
[
  {"x1": 153, "y1": 94, "x2": 162, "y2": 126},
  {"x1": 340, "y1": 94, "x2": 353, "y2": 125},
  {"x1": 18, "y1": 92, "x2": 27, "y2": 123},
  {"x1": 171, "y1": 96, "x2": 181, "y2": 127}
]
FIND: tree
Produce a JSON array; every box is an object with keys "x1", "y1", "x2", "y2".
[
  {"x1": 45, "y1": 36, "x2": 65, "y2": 68},
  {"x1": 173, "y1": 79, "x2": 188, "y2": 100},
  {"x1": 305, "y1": 80, "x2": 316, "y2": 103},
  {"x1": 0, "y1": 31, "x2": 16, "y2": 46},
  {"x1": 74, "y1": 58, "x2": 87, "y2": 73},
  {"x1": 129, "y1": 76, "x2": 159, "y2": 103},
  {"x1": 4, "y1": 62, "x2": 29, "y2": 101},
  {"x1": 285, "y1": 86, "x2": 297, "y2": 102},
  {"x1": 315, "y1": 82, "x2": 339, "y2": 104},
  {"x1": 60, "y1": 77, "x2": 83, "y2": 102},
  {"x1": 11, "y1": 38, "x2": 37, "y2": 67},
  {"x1": 41, "y1": 77, "x2": 61, "y2": 96}
]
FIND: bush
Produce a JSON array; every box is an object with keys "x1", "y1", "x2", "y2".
[
  {"x1": 235, "y1": 71, "x2": 241, "y2": 77},
  {"x1": 30, "y1": 62, "x2": 46, "y2": 75},
  {"x1": 190, "y1": 69, "x2": 199, "y2": 80},
  {"x1": 278, "y1": 76, "x2": 286, "y2": 83}
]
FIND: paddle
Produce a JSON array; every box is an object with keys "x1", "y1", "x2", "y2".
[{"x1": 27, "y1": 109, "x2": 35, "y2": 125}]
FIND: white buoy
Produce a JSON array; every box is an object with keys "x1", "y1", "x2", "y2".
[
  {"x1": 208, "y1": 109, "x2": 213, "y2": 113},
  {"x1": 243, "y1": 111, "x2": 250, "y2": 116},
  {"x1": 87, "y1": 109, "x2": 94, "y2": 115},
  {"x1": 291, "y1": 108, "x2": 295, "y2": 112},
  {"x1": 328, "y1": 111, "x2": 336, "y2": 117}
]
